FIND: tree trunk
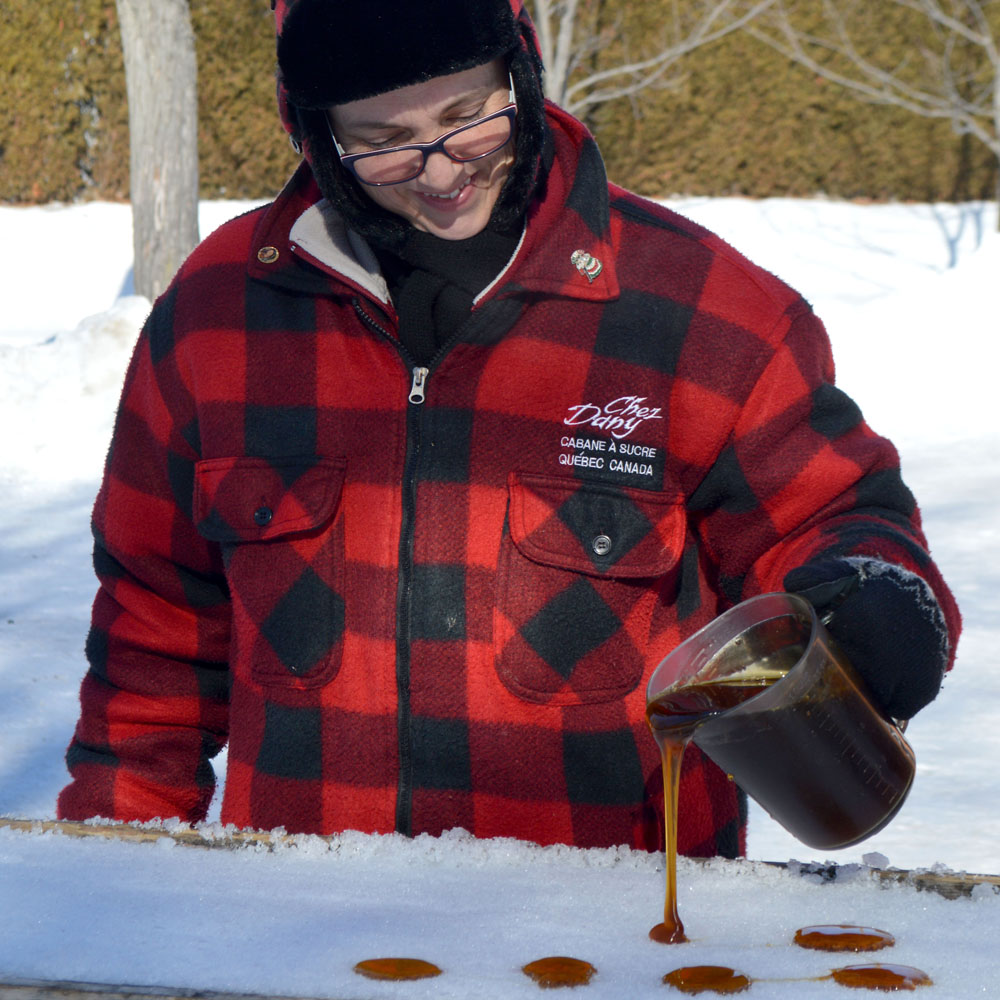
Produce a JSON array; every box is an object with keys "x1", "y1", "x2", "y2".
[{"x1": 116, "y1": 0, "x2": 199, "y2": 302}]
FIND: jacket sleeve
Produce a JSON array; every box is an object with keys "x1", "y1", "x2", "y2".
[
  {"x1": 58, "y1": 292, "x2": 231, "y2": 825},
  {"x1": 687, "y1": 301, "x2": 961, "y2": 669}
]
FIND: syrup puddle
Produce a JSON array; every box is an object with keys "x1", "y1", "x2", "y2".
[
  {"x1": 794, "y1": 924, "x2": 895, "y2": 952},
  {"x1": 353, "y1": 957, "x2": 442, "y2": 981},
  {"x1": 522, "y1": 956, "x2": 597, "y2": 988},
  {"x1": 353, "y1": 922, "x2": 932, "y2": 992},
  {"x1": 662, "y1": 965, "x2": 751, "y2": 994},
  {"x1": 661, "y1": 963, "x2": 932, "y2": 993},
  {"x1": 830, "y1": 964, "x2": 933, "y2": 990},
  {"x1": 658, "y1": 925, "x2": 928, "y2": 993}
]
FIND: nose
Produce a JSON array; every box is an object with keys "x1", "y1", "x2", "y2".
[{"x1": 417, "y1": 149, "x2": 466, "y2": 189}]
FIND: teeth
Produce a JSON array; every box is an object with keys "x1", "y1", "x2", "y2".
[{"x1": 427, "y1": 179, "x2": 470, "y2": 200}]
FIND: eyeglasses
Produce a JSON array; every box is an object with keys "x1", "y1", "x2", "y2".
[{"x1": 329, "y1": 74, "x2": 517, "y2": 187}]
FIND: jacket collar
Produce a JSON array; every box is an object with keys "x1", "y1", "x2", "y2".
[
  {"x1": 499, "y1": 102, "x2": 619, "y2": 304},
  {"x1": 290, "y1": 202, "x2": 390, "y2": 305},
  {"x1": 245, "y1": 162, "x2": 389, "y2": 302},
  {"x1": 247, "y1": 105, "x2": 619, "y2": 307}
]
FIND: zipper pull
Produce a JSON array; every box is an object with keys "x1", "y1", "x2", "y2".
[{"x1": 408, "y1": 366, "x2": 429, "y2": 404}]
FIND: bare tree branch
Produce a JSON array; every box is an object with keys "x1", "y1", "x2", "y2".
[
  {"x1": 747, "y1": 0, "x2": 1000, "y2": 212},
  {"x1": 530, "y1": 0, "x2": 776, "y2": 116}
]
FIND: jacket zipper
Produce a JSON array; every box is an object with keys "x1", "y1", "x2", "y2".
[
  {"x1": 408, "y1": 366, "x2": 428, "y2": 404},
  {"x1": 354, "y1": 297, "x2": 482, "y2": 835},
  {"x1": 353, "y1": 299, "x2": 426, "y2": 837}
]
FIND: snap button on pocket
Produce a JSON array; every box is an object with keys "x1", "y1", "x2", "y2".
[
  {"x1": 592, "y1": 534, "x2": 612, "y2": 557},
  {"x1": 253, "y1": 505, "x2": 273, "y2": 526}
]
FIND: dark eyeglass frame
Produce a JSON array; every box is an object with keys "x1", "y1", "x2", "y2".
[{"x1": 329, "y1": 73, "x2": 517, "y2": 187}]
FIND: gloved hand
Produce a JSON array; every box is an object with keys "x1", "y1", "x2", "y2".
[{"x1": 783, "y1": 558, "x2": 949, "y2": 720}]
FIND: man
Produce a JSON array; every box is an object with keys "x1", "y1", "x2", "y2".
[{"x1": 59, "y1": 0, "x2": 959, "y2": 857}]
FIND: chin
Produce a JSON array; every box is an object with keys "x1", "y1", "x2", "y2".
[
  {"x1": 373, "y1": 171, "x2": 506, "y2": 241},
  {"x1": 419, "y1": 213, "x2": 492, "y2": 241},
  {"x1": 408, "y1": 192, "x2": 498, "y2": 241}
]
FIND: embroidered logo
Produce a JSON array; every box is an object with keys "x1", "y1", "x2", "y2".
[
  {"x1": 571, "y1": 249, "x2": 603, "y2": 283},
  {"x1": 563, "y1": 396, "x2": 663, "y2": 440}
]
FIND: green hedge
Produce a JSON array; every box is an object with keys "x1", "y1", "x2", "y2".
[
  {"x1": 1, "y1": 1, "x2": 129, "y2": 202},
  {"x1": 590, "y1": 6, "x2": 996, "y2": 202},
  {"x1": 190, "y1": 0, "x2": 298, "y2": 198},
  {"x1": 1, "y1": 0, "x2": 994, "y2": 204}
]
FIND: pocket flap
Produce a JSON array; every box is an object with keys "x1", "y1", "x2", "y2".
[
  {"x1": 193, "y1": 456, "x2": 347, "y2": 542},
  {"x1": 507, "y1": 471, "x2": 686, "y2": 578}
]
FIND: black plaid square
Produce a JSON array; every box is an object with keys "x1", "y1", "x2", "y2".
[
  {"x1": 420, "y1": 408, "x2": 473, "y2": 483},
  {"x1": 557, "y1": 487, "x2": 654, "y2": 569},
  {"x1": 563, "y1": 727, "x2": 646, "y2": 806},
  {"x1": 256, "y1": 702, "x2": 322, "y2": 780},
  {"x1": 246, "y1": 276, "x2": 317, "y2": 332},
  {"x1": 520, "y1": 578, "x2": 620, "y2": 680},
  {"x1": 261, "y1": 566, "x2": 345, "y2": 675},
  {"x1": 410, "y1": 564, "x2": 466, "y2": 640},
  {"x1": 411, "y1": 715, "x2": 472, "y2": 791},
  {"x1": 245, "y1": 404, "x2": 317, "y2": 461},
  {"x1": 810, "y1": 383, "x2": 863, "y2": 439},
  {"x1": 594, "y1": 289, "x2": 689, "y2": 373},
  {"x1": 148, "y1": 283, "x2": 178, "y2": 364},
  {"x1": 688, "y1": 444, "x2": 759, "y2": 514}
]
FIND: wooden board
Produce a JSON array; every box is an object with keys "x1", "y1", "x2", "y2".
[
  {"x1": 2, "y1": 817, "x2": 998, "y2": 900},
  {"x1": 0, "y1": 977, "x2": 324, "y2": 1000},
  {"x1": 0, "y1": 819, "x2": 281, "y2": 851}
]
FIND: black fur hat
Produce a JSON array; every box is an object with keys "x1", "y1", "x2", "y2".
[
  {"x1": 274, "y1": 0, "x2": 550, "y2": 246},
  {"x1": 278, "y1": 0, "x2": 521, "y2": 108}
]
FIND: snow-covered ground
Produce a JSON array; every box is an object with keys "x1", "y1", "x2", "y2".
[
  {"x1": 2, "y1": 825, "x2": 997, "y2": 999},
  {"x1": 1, "y1": 196, "x2": 997, "y2": 997}
]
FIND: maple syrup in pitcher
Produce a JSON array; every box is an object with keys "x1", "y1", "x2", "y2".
[
  {"x1": 646, "y1": 659, "x2": 793, "y2": 943},
  {"x1": 644, "y1": 593, "x2": 915, "y2": 944}
]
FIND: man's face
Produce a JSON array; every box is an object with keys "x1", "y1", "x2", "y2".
[{"x1": 328, "y1": 60, "x2": 515, "y2": 241}]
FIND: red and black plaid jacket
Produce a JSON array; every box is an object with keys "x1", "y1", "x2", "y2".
[{"x1": 58, "y1": 105, "x2": 959, "y2": 855}]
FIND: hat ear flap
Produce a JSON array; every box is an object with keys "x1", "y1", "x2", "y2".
[
  {"x1": 276, "y1": 77, "x2": 302, "y2": 153},
  {"x1": 511, "y1": 0, "x2": 545, "y2": 75},
  {"x1": 488, "y1": 44, "x2": 550, "y2": 233}
]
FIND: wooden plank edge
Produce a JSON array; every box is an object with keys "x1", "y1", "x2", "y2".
[
  {"x1": 0, "y1": 819, "x2": 284, "y2": 851},
  {"x1": 768, "y1": 857, "x2": 1000, "y2": 899},
  {"x1": 0, "y1": 976, "x2": 327, "y2": 1000},
  {"x1": 3, "y1": 817, "x2": 998, "y2": 899}
]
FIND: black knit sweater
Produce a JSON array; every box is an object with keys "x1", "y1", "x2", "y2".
[{"x1": 372, "y1": 225, "x2": 520, "y2": 365}]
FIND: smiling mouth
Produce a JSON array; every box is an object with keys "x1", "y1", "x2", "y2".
[{"x1": 423, "y1": 177, "x2": 473, "y2": 201}]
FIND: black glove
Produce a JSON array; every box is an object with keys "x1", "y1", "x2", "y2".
[{"x1": 783, "y1": 558, "x2": 948, "y2": 720}]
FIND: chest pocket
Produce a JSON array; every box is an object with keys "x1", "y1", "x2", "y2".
[
  {"x1": 495, "y1": 471, "x2": 687, "y2": 705},
  {"x1": 193, "y1": 456, "x2": 347, "y2": 689}
]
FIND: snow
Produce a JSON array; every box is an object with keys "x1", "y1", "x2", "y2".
[
  {"x1": 1, "y1": 196, "x2": 998, "y2": 996},
  {"x1": 1, "y1": 825, "x2": 997, "y2": 998}
]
